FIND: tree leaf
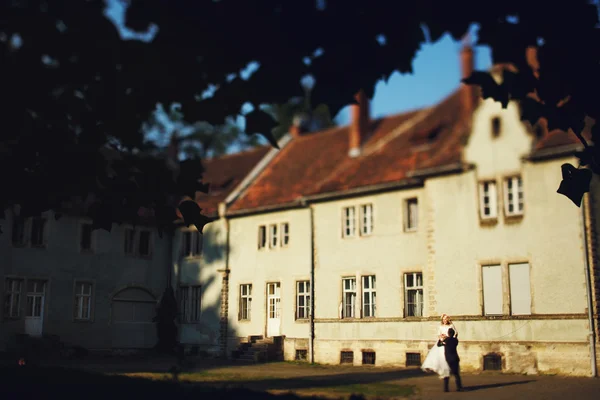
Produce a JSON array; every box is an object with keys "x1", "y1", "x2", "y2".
[
  {"x1": 245, "y1": 109, "x2": 279, "y2": 148},
  {"x1": 556, "y1": 163, "x2": 592, "y2": 207}
]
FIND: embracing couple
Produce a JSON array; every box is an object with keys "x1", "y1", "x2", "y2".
[{"x1": 421, "y1": 314, "x2": 464, "y2": 393}]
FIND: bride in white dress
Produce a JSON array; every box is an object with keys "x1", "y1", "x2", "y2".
[{"x1": 421, "y1": 314, "x2": 458, "y2": 379}]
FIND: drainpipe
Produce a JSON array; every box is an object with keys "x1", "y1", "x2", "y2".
[
  {"x1": 581, "y1": 194, "x2": 598, "y2": 378},
  {"x1": 307, "y1": 200, "x2": 316, "y2": 364}
]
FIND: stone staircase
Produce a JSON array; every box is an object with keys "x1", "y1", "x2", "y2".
[{"x1": 232, "y1": 335, "x2": 283, "y2": 363}]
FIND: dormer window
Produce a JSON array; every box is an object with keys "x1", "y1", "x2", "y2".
[{"x1": 491, "y1": 117, "x2": 501, "y2": 138}]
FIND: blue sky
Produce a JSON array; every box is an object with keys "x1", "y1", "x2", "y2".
[{"x1": 105, "y1": 0, "x2": 492, "y2": 150}]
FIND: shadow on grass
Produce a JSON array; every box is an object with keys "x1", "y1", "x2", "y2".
[
  {"x1": 463, "y1": 379, "x2": 536, "y2": 392},
  {"x1": 188, "y1": 367, "x2": 427, "y2": 392},
  {"x1": 1, "y1": 366, "x2": 337, "y2": 400}
]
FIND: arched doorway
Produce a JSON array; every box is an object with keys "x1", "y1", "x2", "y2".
[{"x1": 111, "y1": 287, "x2": 157, "y2": 349}]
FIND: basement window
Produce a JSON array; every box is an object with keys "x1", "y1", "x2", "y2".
[
  {"x1": 295, "y1": 349, "x2": 308, "y2": 361},
  {"x1": 483, "y1": 353, "x2": 503, "y2": 371},
  {"x1": 405, "y1": 352, "x2": 421, "y2": 367},
  {"x1": 340, "y1": 351, "x2": 354, "y2": 364},
  {"x1": 362, "y1": 351, "x2": 376, "y2": 365}
]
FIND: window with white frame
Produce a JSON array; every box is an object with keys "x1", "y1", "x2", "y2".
[
  {"x1": 239, "y1": 284, "x2": 252, "y2": 320},
  {"x1": 179, "y1": 285, "x2": 201, "y2": 323},
  {"x1": 342, "y1": 206, "x2": 356, "y2": 238},
  {"x1": 269, "y1": 224, "x2": 278, "y2": 248},
  {"x1": 342, "y1": 277, "x2": 356, "y2": 318},
  {"x1": 504, "y1": 176, "x2": 524, "y2": 216},
  {"x1": 80, "y1": 223, "x2": 93, "y2": 252},
  {"x1": 74, "y1": 281, "x2": 93, "y2": 320},
  {"x1": 182, "y1": 230, "x2": 202, "y2": 257},
  {"x1": 30, "y1": 217, "x2": 46, "y2": 247},
  {"x1": 296, "y1": 281, "x2": 310, "y2": 319},
  {"x1": 124, "y1": 228, "x2": 136, "y2": 255},
  {"x1": 404, "y1": 272, "x2": 423, "y2": 317},
  {"x1": 258, "y1": 225, "x2": 266, "y2": 249},
  {"x1": 281, "y1": 223, "x2": 290, "y2": 247},
  {"x1": 479, "y1": 181, "x2": 498, "y2": 219},
  {"x1": 11, "y1": 217, "x2": 25, "y2": 246},
  {"x1": 362, "y1": 275, "x2": 376, "y2": 317},
  {"x1": 4, "y1": 278, "x2": 23, "y2": 318},
  {"x1": 405, "y1": 198, "x2": 418, "y2": 231},
  {"x1": 482, "y1": 264, "x2": 503, "y2": 315},
  {"x1": 360, "y1": 204, "x2": 373, "y2": 235},
  {"x1": 509, "y1": 263, "x2": 531, "y2": 315},
  {"x1": 138, "y1": 230, "x2": 151, "y2": 257}
]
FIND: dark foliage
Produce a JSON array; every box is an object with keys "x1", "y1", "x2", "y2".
[{"x1": 1, "y1": 0, "x2": 598, "y2": 227}]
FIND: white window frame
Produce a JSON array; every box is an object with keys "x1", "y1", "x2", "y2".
[
  {"x1": 124, "y1": 228, "x2": 136, "y2": 255},
  {"x1": 30, "y1": 217, "x2": 47, "y2": 247},
  {"x1": 479, "y1": 180, "x2": 498, "y2": 219},
  {"x1": 80, "y1": 222, "x2": 94, "y2": 252},
  {"x1": 342, "y1": 277, "x2": 356, "y2": 318},
  {"x1": 281, "y1": 223, "x2": 290, "y2": 247},
  {"x1": 269, "y1": 224, "x2": 278, "y2": 248},
  {"x1": 4, "y1": 278, "x2": 23, "y2": 318},
  {"x1": 138, "y1": 229, "x2": 152, "y2": 257},
  {"x1": 342, "y1": 206, "x2": 357, "y2": 238},
  {"x1": 509, "y1": 262, "x2": 532, "y2": 315},
  {"x1": 296, "y1": 281, "x2": 310, "y2": 320},
  {"x1": 74, "y1": 281, "x2": 93, "y2": 321},
  {"x1": 179, "y1": 285, "x2": 201, "y2": 323},
  {"x1": 11, "y1": 216, "x2": 26, "y2": 246},
  {"x1": 404, "y1": 198, "x2": 419, "y2": 232},
  {"x1": 360, "y1": 204, "x2": 373, "y2": 236},
  {"x1": 362, "y1": 275, "x2": 376, "y2": 318},
  {"x1": 504, "y1": 176, "x2": 524, "y2": 217},
  {"x1": 258, "y1": 225, "x2": 266, "y2": 250},
  {"x1": 239, "y1": 284, "x2": 252, "y2": 321},
  {"x1": 181, "y1": 229, "x2": 202, "y2": 258},
  {"x1": 404, "y1": 272, "x2": 423, "y2": 317}
]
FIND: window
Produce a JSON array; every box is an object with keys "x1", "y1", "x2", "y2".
[
  {"x1": 342, "y1": 206, "x2": 356, "y2": 238},
  {"x1": 296, "y1": 281, "x2": 310, "y2": 319},
  {"x1": 406, "y1": 352, "x2": 422, "y2": 367},
  {"x1": 80, "y1": 223, "x2": 93, "y2": 252},
  {"x1": 4, "y1": 278, "x2": 23, "y2": 318},
  {"x1": 362, "y1": 275, "x2": 376, "y2": 317},
  {"x1": 479, "y1": 181, "x2": 498, "y2": 219},
  {"x1": 11, "y1": 217, "x2": 25, "y2": 246},
  {"x1": 491, "y1": 116, "x2": 502, "y2": 138},
  {"x1": 504, "y1": 176, "x2": 524, "y2": 216},
  {"x1": 179, "y1": 285, "x2": 201, "y2": 323},
  {"x1": 405, "y1": 198, "x2": 418, "y2": 231},
  {"x1": 124, "y1": 228, "x2": 135, "y2": 255},
  {"x1": 258, "y1": 225, "x2": 266, "y2": 249},
  {"x1": 404, "y1": 272, "x2": 423, "y2": 317},
  {"x1": 74, "y1": 282, "x2": 93, "y2": 320},
  {"x1": 340, "y1": 351, "x2": 354, "y2": 364},
  {"x1": 182, "y1": 230, "x2": 202, "y2": 257},
  {"x1": 30, "y1": 217, "x2": 46, "y2": 246},
  {"x1": 482, "y1": 264, "x2": 503, "y2": 315},
  {"x1": 281, "y1": 223, "x2": 290, "y2": 247},
  {"x1": 239, "y1": 284, "x2": 252, "y2": 320},
  {"x1": 138, "y1": 230, "x2": 151, "y2": 257},
  {"x1": 269, "y1": 224, "x2": 278, "y2": 248},
  {"x1": 295, "y1": 349, "x2": 308, "y2": 361},
  {"x1": 360, "y1": 204, "x2": 373, "y2": 235},
  {"x1": 26, "y1": 280, "x2": 46, "y2": 319},
  {"x1": 509, "y1": 263, "x2": 531, "y2": 315},
  {"x1": 483, "y1": 353, "x2": 503, "y2": 371},
  {"x1": 342, "y1": 278, "x2": 356, "y2": 318},
  {"x1": 362, "y1": 351, "x2": 376, "y2": 365}
]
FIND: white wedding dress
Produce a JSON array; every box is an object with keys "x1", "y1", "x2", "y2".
[{"x1": 421, "y1": 323, "x2": 457, "y2": 379}]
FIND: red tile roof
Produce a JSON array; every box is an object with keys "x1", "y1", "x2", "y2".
[
  {"x1": 228, "y1": 90, "x2": 584, "y2": 214},
  {"x1": 195, "y1": 146, "x2": 270, "y2": 216}
]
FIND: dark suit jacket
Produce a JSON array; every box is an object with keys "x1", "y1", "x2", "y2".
[{"x1": 437, "y1": 337, "x2": 460, "y2": 364}]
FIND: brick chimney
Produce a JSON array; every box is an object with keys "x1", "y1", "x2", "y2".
[
  {"x1": 349, "y1": 89, "x2": 370, "y2": 157},
  {"x1": 526, "y1": 46, "x2": 540, "y2": 79},
  {"x1": 290, "y1": 112, "x2": 310, "y2": 138},
  {"x1": 460, "y1": 42, "x2": 476, "y2": 121}
]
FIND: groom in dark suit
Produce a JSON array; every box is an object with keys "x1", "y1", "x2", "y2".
[{"x1": 437, "y1": 328, "x2": 463, "y2": 392}]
